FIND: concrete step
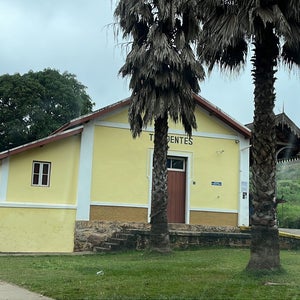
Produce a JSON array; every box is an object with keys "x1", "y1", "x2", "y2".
[
  {"x1": 109, "y1": 237, "x2": 127, "y2": 243},
  {"x1": 115, "y1": 232, "x2": 135, "y2": 239},
  {"x1": 93, "y1": 246, "x2": 111, "y2": 253},
  {"x1": 93, "y1": 230, "x2": 137, "y2": 253}
]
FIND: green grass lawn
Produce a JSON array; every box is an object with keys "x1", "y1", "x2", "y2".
[{"x1": 0, "y1": 249, "x2": 300, "y2": 299}]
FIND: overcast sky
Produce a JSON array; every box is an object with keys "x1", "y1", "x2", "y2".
[{"x1": 0, "y1": 0, "x2": 300, "y2": 126}]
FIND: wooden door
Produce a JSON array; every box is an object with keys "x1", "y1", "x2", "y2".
[{"x1": 167, "y1": 157, "x2": 186, "y2": 223}]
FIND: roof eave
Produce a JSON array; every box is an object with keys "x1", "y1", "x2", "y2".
[
  {"x1": 275, "y1": 113, "x2": 300, "y2": 138},
  {"x1": 0, "y1": 94, "x2": 251, "y2": 160},
  {"x1": 52, "y1": 98, "x2": 131, "y2": 135},
  {"x1": 193, "y1": 93, "x2": 251, "y2": 138},
  {"x1": 0, "y1": 127, "x2": 83, "y2": 160}
]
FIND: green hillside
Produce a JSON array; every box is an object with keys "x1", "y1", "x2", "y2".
[{"x1": 276, "y1": 160, "x2": 300, "y2": 228}]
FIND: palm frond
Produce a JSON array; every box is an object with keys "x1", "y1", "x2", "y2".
[
  {"x1": 115, "y1": 0, "x2": 204, "y2": 137},
  {"x1": 282, "y1": 43, "x2": 300, "y2": 67},
  {"x1": 251, "y1": 7, "x2": 274, "y2": 26},
  {"x1": 272, "y1": 4, "x2": 292, "y2": 37}
]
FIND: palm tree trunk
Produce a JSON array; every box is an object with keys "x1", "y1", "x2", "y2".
[
  {"x1": 247, "y1": 23, "x2": 280, "y2": 270},
  {"x1": 150, "y1": 112, "x2": 171, "y2": 253}
]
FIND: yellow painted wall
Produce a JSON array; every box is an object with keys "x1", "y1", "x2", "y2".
[
  {"x1": 193, "y1": 108, "x2": 237, "y2": 135},
  {"x1": 0, "y1": 207, "x2": 75, "y2": 252},
  {"x1": 92, "y1": 105, "x2": 241, "y2": 216},
  {"x1": 6, "y1": 135, "x2": 81, "y2": 205},
  {"x1": 191, "y1": 138, "x2": 240, "y2": 210},
  {"x1": 104, "y1": 105, "x2": 238, "y2": 136},
  {"x1": 102, "y1": 108, "x2": 130, "y2": 123},
  {"x1": 91, "y1": 126, "x2": 150, "y2": 205}
]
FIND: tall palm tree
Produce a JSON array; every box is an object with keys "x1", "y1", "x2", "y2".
[
  {"x1": 197, "y1": 0, "x2": 300, "y2": 270},
  {"x1": 114, "y1": 0, "x2": 204, "y2": 252}
]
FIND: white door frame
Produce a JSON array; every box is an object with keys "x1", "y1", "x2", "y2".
[{"x1": 147, "y1": 149, "x2": 192, "y2": 224}]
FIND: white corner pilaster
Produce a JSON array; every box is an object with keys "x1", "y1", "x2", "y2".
[
  {"x1": 238, "y1": 138, "x2": 250, "y2": 226},
  {"x1": 76, "y1": 122, "x2": 94, "y2": 220},
  {"x1": 0, "y1": 158, "x2": 9, "y2": 202}
]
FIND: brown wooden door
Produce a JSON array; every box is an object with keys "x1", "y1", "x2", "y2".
[{"x1": 167, "y1": 157, "x2": 186, "y2": 223}]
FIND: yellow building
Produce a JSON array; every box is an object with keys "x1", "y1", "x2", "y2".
[{"x1": 0, "y1": 94, "x2": 251, "y2": 252}]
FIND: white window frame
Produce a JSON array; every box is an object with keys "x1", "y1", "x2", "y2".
[
  {"x1": 167, "y1": 157, "x2": 186, "y2": 172},
  {"x1": 32, "y1": 161, "x2": 51, "y2": 187}
]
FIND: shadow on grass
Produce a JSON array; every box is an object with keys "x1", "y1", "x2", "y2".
[{"x1": 241, "y1": 266, "x2": 287, "y2": 278}]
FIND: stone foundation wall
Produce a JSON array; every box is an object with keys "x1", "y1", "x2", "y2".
[
  {"x1": 74, "y1": 221, "x2": 150, "y2": 251},
  {"x1": 74, "y1": 221, "x2": 300, "y2": 252},
  {"x1": 135, "y1": 230, "x2": 251, "y2": 250},
  {"x1": 74, "y1": 221, "x2": 240, "y2": 252}
]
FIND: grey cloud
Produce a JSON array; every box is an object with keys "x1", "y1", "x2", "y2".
[{"x1": 0, "y1": 0, "x2": 299, "y2": 126}]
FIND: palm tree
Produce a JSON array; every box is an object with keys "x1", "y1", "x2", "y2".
[
  {"x1": 197, "y1": 0, "x2": 300, "y2": 270},
  {"x1": 114, "y1": 0, "x2": 204, "y2": 252}
]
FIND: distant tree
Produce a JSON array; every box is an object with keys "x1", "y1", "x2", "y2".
[
  {"x1": 0, "y1": 69, "x2": 94, "y2": 152},
  {"x1": 197, "y1": 0, "x2": 300, "y2": 270},
  {"x1": 115, "y1": 0, "x2": 204, "y2": 252}
]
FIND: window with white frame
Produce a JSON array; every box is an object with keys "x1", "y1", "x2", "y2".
[
  {"x1": 167, "y1": 157, "x2": 185, "y2": 171},
  {"x1": 32, "y1": 161, "x2": 51, "y2": 186}
]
